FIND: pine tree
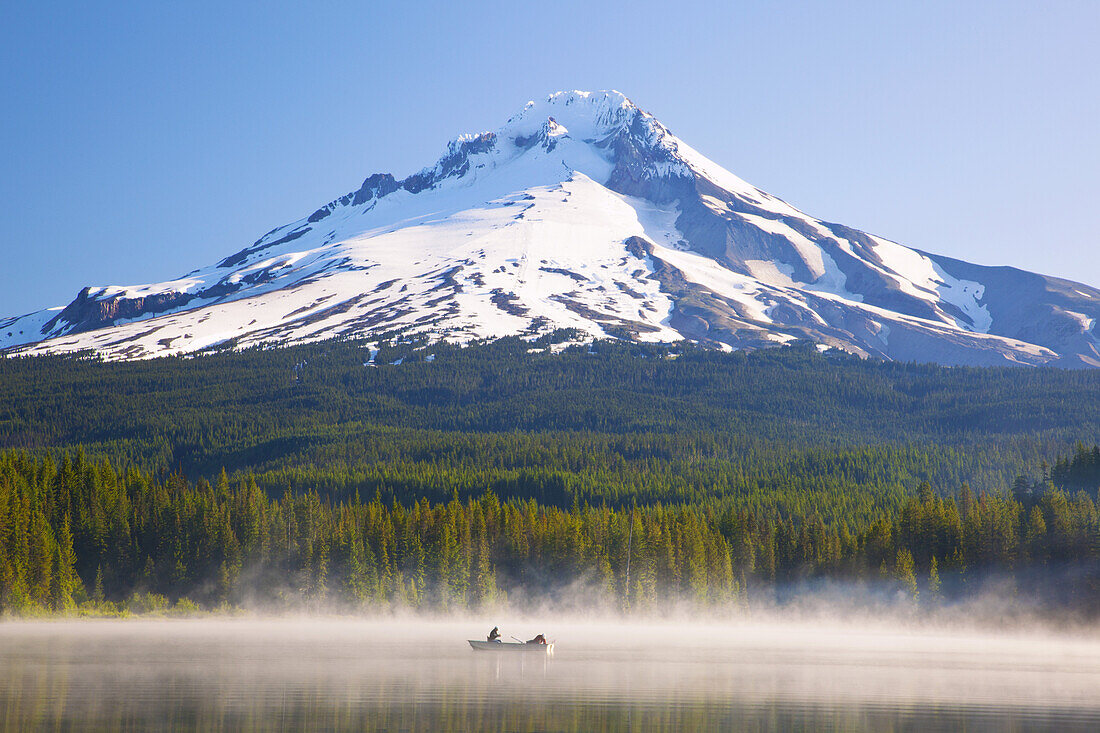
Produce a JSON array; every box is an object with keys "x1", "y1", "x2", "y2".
[
  {"x1": 685, "y1": 526, "x2": 708, "y2": 605},
  {"x1": 50, "y1": 517, "x2": 79, "y2": 611},
  {"x1": 1025, "y1": 506, "x2": 1048, "y2": 563},
  {"x1": 597, "y1": 554, "x2": 616, "y2": 604},
  {"x1": 927, "y1": 555, "x2": 942, "y2": 602},
  {"x1": 343, "y1": 534, "x2": 369, "y2": 607},
  {"x1": 28, "y1": 508, "x2": 54, "y2": 607},
  {"x1": 313, "y1": 539, "x2": 329, "y2": 606},
  {"x1": 93, "y1": 565, "x2": 105, "y2": 604},
  {"x1": 217, "y1": 561, "x2": 234, "y2": 605},
  {"x1": 408, "y1": 532, "x2": 425, "y2": 608},
  {"x1": 473, "y1": 536, "x2": 497, "y2": 609},
  {"x1": 894, "y1": 548, "x2": 918, "y2": 602}
]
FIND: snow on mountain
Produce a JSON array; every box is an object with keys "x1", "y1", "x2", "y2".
[{"x1": 3, "y1": 90, "x2": 1099, "y2": 366}]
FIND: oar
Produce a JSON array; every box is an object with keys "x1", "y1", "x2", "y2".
[{"x1": 511, "y1": 635, "x2": 525, "y2": 643}]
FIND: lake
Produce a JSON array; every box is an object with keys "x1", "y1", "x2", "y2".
[{"x1": 2, "y1": 617, "x2": 1099, "y2": 731}]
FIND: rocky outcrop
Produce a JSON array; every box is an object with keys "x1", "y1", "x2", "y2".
[{"x1": 44, "y1": 287, "x2": 197, "y2": 335}]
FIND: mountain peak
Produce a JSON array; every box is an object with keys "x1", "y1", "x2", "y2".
[{"x1": 502, "y1": 90, "x2": 642, "y2": 142}]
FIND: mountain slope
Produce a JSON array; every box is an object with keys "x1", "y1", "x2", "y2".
[{"x1": 3, "y1": 91, "x2": 1098, "y2": 366}]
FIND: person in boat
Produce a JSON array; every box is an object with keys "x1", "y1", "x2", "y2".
[
  {"x1": 526, "y1": 634, "x2": 547, "y2": 645},
  {"x1": 487, "y1": 626, "x2": 501, "y2": 642}
]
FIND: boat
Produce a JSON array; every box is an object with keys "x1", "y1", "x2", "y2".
[{"x1": 468, "y1": 640, "x2": 554, "y2": 654}]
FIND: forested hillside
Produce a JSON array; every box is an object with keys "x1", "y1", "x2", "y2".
[
  {"x1": 2, "y1": 337, "x2": 1098, "y2": 507},
  {"x1": 2, "y1": 337, "x2": 1099, "y2": 615}
]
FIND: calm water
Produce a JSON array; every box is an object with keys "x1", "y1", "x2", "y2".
[{"x1": 2, "y1": 617, "x2": 1100, "y2": 731}]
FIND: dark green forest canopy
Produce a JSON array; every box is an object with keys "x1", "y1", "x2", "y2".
[{"x1": 1, "y1": 337, "x2": 1098, "y2": 516}]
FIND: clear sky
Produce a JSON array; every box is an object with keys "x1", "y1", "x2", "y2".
[{"x1": 2, "y1": 1, "x2": 1098, "y2": 316}]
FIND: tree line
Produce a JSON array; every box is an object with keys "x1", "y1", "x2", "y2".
[{"x1": 3, "y1": 446, "x2": 1099, "y2": 616}]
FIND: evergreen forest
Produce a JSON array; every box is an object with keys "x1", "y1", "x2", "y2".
[{"x1": 1, "y1": 337, "x2": 1099, "y2": 616}]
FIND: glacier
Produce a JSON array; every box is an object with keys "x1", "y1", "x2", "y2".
[{"x1": 2, "y1": 90, "x2": 1098, "y2": 367}]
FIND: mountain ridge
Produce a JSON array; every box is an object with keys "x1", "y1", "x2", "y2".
[{"x1": 3, "y1": 90, "x2": 1098, "y2": 366}]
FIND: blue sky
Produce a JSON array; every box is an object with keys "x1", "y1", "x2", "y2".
[{"x1": 2, "y1": 1, "x2": 1098, "y2": 316}]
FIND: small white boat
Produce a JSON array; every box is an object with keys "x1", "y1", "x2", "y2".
[{"x1": 468, "y1": 640, "x2": 554, "y2": 654}]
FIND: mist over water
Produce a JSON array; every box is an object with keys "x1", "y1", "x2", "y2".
[{"x1": 3, "y1": 616, "x2": 1100, "y2": 731}]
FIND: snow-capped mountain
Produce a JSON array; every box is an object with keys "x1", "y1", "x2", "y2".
[{"x1": 3, "y1": 90, "x2": 1099, "y2": 366}]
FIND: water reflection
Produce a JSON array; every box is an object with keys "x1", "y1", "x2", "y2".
[{"x1": 2, "y1": 618, "x2": 1099, "y2": 731}]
